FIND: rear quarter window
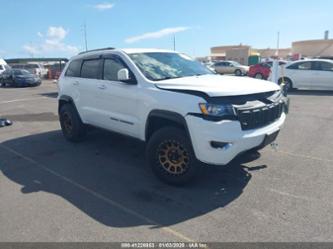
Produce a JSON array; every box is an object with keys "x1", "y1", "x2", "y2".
[
  {"x1": 287, "y1": 61, "x2": 312, "y2": 70},
  {"x1": 65, "y1": 60, "x2": 82, "y2": 77}
]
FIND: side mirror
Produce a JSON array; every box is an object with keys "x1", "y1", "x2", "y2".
[{"x1": 117, "y1": 68, "x2": 130, "y2": 81}]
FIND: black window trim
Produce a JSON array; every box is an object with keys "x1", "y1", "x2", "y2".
[
  {"x1": 80, "y1": 58, "x2": 103, "y2": 80},
  {"x1": 65, "y1": 59, "x2": 83, "y2": 78}
]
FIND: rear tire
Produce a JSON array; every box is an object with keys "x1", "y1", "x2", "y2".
[
  {"x1": 59, "y1": 104, "x2": 86, "y2": 142},
  {"x1": 146, "y1": 127, "x2": 201, "y2": 185}
]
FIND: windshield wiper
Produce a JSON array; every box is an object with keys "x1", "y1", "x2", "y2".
[{"x1": 154, "y1": 76, "x2": 184, "y2": 81}]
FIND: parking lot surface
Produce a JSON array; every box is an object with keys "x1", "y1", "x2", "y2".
[{"x1": 0, "y1": 81, "x2": 333, "y2": 242}]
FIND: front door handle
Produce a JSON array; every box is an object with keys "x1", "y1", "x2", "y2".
[{"x1": 98, "y1": 84, "x2": 106, "y2": 90}]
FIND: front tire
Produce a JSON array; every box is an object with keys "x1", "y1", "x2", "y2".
[
  {"x1": 278, "y1": 77, "x2": 293, "y2": 92},
  {"x1": 146, "y1": 127, "x2": 201, "y2": 185},
  {"x1": 235, "y1": 69, "x2": 242, "y2": 76},
  {"x1": 59, "y1": 104, "x2": 86, "y2": 142},
  {"x1": 255, "y1": 73, "x2": 263, "y2": 79}
]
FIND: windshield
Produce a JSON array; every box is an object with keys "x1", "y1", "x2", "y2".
[
  {"x1": 128, "y1": 52, "x2": 214, "y2": 81},
  {"x1": 13, "y1": 69, "x2": 31, "y2": 75}
]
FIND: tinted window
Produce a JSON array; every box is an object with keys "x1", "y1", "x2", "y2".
[
  {"x1": 81, "y1": 59, "x2": 101, "y2": 79},
  {"x1": 25, "y1": 64, "x2": 38, "y2": 69},
  {"x1": 103, "y1": 58, "x2": 127, "y2": 81},
  {"x1": 13, "y1": 69, "x2": 30, "y2": 75},
  {"x1": 65, "y1": 60, "x2": 82, "y2": 77},
  {"x1": 215, "y1": 62, "x2": 224, "y2": 66},
  {"x1": 318, "y1": 61, "x2": 333, "y2": 71},
  {"x1": 12, "y1": 65, "x2": 24, "y2": 69},
  {"x1": 287, "y1": 61, "x2": 312, "y2": 70}
]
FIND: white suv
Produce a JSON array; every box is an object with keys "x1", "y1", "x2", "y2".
[{"x1": 58, "y1": 48, "x2": 289, "y2": 184}]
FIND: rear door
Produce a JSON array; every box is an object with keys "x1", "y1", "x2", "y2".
[
  {"x1": 312, "y1": 61, "x2": 333, "y2": 90},
  {"x1": 213, "y1": 62, "x2": 225, "y2": 74},
  {"x1": 75, "y1": 57, "x2": 105, "y2": 127},
  {"x1": 224, "y1": 62, "x2": 235, "y2": 74}
]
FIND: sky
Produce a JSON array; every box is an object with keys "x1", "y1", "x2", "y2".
[{"x1": 0, "y1": 0, "x2": 332, "y2": 59}]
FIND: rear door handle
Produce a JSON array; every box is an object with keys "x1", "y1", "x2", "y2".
[{"x1": 98, "y1": 84, "x2": 106, "y2": 90}]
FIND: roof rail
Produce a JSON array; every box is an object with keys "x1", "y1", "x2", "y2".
[{"x1": 78, "y1": 47, "x2": 115, "y2": 55}]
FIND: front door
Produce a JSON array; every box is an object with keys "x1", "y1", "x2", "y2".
[{"x1": 94, "y1": 56, "x2": 140, "y2": 137}]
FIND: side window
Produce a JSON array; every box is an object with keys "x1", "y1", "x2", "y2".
[
  {"x1": 103, "y1": 58, "x2": 127, "y2": 81},
  {"x1": 318, "y1": 62, "x2": 333, "y2": 72},
  {"x1": 81, "y1": 59, "x2": 101, "y2": 79},
  {"x1": 287, "y1": 61, "x2": 312, "y2": 70},
  {"x1": 103, "y1": 57, "x2": 136, "y2": 83},
  {"x1": 65, "y1": 60, "x2": 82, "y2": 77}
]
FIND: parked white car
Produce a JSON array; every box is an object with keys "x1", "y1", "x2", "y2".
[
  {"x1": 276, "y1": 59, "x2": 333, "y2": 91},
  {"x1": 57, "y1": 48, "x2": 289, "y2": 184}
]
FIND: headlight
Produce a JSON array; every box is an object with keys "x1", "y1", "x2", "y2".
[{"x1": 199, "y1": 103, "x2": 235, "y2": 117}]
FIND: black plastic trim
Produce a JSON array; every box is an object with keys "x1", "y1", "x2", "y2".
[{"x1": 145, "y1": 110, "x2": 191, "y2": 141}]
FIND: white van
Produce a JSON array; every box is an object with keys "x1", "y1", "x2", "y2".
[{"x1": 0, "y1": 59, "x2": 9, "y2": 74}]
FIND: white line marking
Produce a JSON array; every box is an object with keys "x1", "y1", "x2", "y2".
[
  {"x1": 0, "y1": 96, "x2": 48, "y2": 104},
  {"x1": 0, "y1": 144, "x2": 194, "y2": 242}
]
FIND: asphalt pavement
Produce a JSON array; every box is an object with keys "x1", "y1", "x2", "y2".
[{"x1": 0, "y1": 81, "x2": 333, "y2": 242}]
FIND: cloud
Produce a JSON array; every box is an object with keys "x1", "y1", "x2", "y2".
[
  {"x1": 23, "y1": 26, "x2": 79, "y2": 56},
  {"x1": 125, "y1": 26, "x2": 190, "y2": 43},
  {"x1": 46, "y1": 26, "x2": 67, "y2": 41},
  {"x1": 94, "y1": 2, "x2": 114, "y2": 10}
]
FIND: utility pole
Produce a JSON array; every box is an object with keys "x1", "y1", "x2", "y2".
[
  {"x1": 83, "y1": 22, "x2": 88, "y2": 51},
  {"x1": 276, "y1": 31, "x2": 280, "y2": 57}
]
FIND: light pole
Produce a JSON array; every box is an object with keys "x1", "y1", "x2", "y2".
[{"x1": 82, "y1": 22, "x2": 88, "y2": 52}]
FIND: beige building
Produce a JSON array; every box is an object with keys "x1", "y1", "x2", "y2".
[
  {"x1": 210, "y1": 45, "x2": 291, "y2": 65},
  {"x1": 253, "y1": 48, "x2": 291, "y2": 58},
  {"x1": 210, "y1": 45, "x2": 251, "y2": 65},
  {"x1": 292, "y1": 39, "x2": 333, "y2": 57}
]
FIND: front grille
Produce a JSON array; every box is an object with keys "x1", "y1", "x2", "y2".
[{"x1": 237, "y1": 102, "x2": 284, "y2": 130}]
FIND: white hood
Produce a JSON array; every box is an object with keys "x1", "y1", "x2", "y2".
[{"x1": 155, "y1": 74, "x2": 280, "y2": 97}]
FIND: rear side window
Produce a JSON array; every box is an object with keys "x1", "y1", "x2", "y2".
[
  {"x1": 65, "y1": 60, "x2": 82, "y2": 77},
  {"x1": 317, "y1": 61, "x2": 333, "y2": 71},
  {"x1": 81, "y1": 59, "x2": 101, "y2": 79},
  {"x1": 25, "y1": 64, "x2": 38, "y2": 69},
  {"x1": 287, "y1": 61, "x2": 312, "y2": 70}
]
